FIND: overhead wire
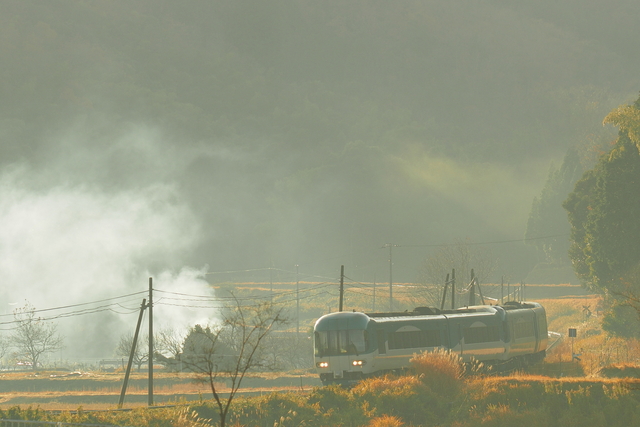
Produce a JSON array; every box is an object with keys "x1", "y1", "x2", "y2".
[
  {"x1": 153, "y1": 281, "x2": 337, "y2": 302},
  {"x1": 0, "y1": 279, "x2": 341, "y2": 329},
  {"x1": 153, "y1": 283, "x2": 341, "y2": 311},
  {"x1": 391, "y1": 234, "x2": 569, "y2": 249},
  {"x1": 0, "y1": 290, "x2": 149, "y2": 319}
]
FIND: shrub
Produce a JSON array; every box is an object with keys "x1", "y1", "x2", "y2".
[
  {"x1": 228, "y1": 392, "x2": 317, "y2": 427},
  {"x1": 366, "y1": 415, "x2": 404, "y2": 427},
  {"x1": 171, "y1": 408, "x2": 212, "y2": 427},
  {"x1": 410, "y1": 348, "x2": 465, "y2": 398},
  {"x1": 307, "y1": 385, "x2": 367, "y2": 426},
  {"x1": 353, "y1": 375, "x2": 446, "y2": 426},
  {"x1": 599, "y1": 363, "x2": 640, "y2": 378}
]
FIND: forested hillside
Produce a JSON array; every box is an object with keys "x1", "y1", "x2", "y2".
[{"x1": 1, "y1": 0, "x2": 638, "y2": 286}]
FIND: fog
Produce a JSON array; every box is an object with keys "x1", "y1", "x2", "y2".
[{"x1": 1, "y1": 1, "x2": 639, "y2": 360}]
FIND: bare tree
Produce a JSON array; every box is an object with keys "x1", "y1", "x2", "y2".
[
  {"x1": 156, "y1": 327, "x2": 185, "y2": 359},
  {"x1": 11, "y1": 302, "x2": 64, "y2": 370},
  {"x1": 260, "y1": 331, "x2": 312, "y2": 370},
  {"x1": 414, "y1": 239, "x2": 498, "y2": 308},
  {"x1": 181, "y1": 297, "x2": 287, "y2": 427},
  {"x1": 0, "y1": 334, "x2": 10, "y2": 366},
  {"x1": 116, "y1": 327, "x2": 185, "y2": 371},
  {"x1": 115, "y1": 332, "x2": 149, "y2": 371}
]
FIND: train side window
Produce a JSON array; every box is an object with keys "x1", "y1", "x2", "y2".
[
  {"x1": 388, "y1": 330, "x2": 442, "y2": 350},
  {"x1": 464, "y1": 325, "x2": 501, "y2": 344},
  {"x1": 377, "y1": 329, "x2": 386, "y2": 354}
]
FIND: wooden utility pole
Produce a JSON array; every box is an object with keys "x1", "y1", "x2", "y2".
[
  {"x1": 469, "y1": 269, "x2": 475, "y2": 306},
  {"x1": 296, "y1": 265, "x2": 300, "y2": 333},
  {"x1": 386, "y1": 244, "x2": 393, "y2": 311},
  {"x1": 269, "y1": 265, "x2": 273, "y2": 302},
  {"x1": 451, "y1": 268, "x2": 456, "y2": 309},
  {"x1": 339, "y1": 265, "x2": 345, "y2": 312},
  {"x1": 148, "y1": 277, "x2": 153, "y2": 406},
  {"x1": 372, "y1": 275, "x2": 376, "y2": 312},
  {"x1": 440, "y1": 273, "x2": 450, "y2": 310},
  {"x1": 118, "y1": 298, "x2": 147, "y2": 409}
]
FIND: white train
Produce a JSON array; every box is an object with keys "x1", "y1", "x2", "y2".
[{"x1": 313, "y1": 301, "x2": 548, "y2": 384}]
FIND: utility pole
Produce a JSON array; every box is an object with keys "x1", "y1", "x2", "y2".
[
  {"x1": 339, "y1": 265, "x2": 345, "y2": 312},
  {"x1": 119, "y1": 298, "x2": 147, "y2": 409},
  {"x1": 296, "y1": 264, "x2": 300, "y2": 334},
  {"x1": 269, "y1": 265, "x2": 273, "y2": 303},
  {"x1": 451, "y1": 268, "x2": 456, "y2": 309},
  {"x1": 469, "y1": 269, "x2": 475, "y2": 306},
  {"x1": 372, "y1": 274, "x2": 376, "y2": 312},
  {"x1": 148, "y1": 277, "x2": 153, "y2": 406},
  {"x1": 440, "y1": 273, "x2": 450, "y2": 310},
  {"x1": 383, "y1": 243, "x2": 394, "y2": 311}
]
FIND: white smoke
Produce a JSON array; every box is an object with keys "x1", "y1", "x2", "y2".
[{"x1": 0, "y1": 131, "x2": 218, "y2": 360}]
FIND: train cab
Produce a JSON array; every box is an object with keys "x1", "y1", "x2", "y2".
[{"x1": 314, "y1": 311, "x2": 373, "y2": 384}]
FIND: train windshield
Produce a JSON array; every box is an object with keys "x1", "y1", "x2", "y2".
[{"x1": 315, "y1": 329, "x2": 367, "y2": 357}]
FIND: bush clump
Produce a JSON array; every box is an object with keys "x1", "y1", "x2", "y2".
[
  {"x1": 353, "y1": 374, "x2": 446, "y2": 426},
  {"x1": 410, "y1": 348, "x2": 466, "y2": 398}
]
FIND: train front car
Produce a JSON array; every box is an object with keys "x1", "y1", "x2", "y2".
[{"x1": 314, "y1": 311, "x2": 374, "y2": 385}]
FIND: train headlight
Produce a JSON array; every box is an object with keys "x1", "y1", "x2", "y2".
[
  {"x1": 317, "y1": 362, "x2": 329, "y2": 368},
  {"x1": 352, "y1": 360, "x2": 366, "y2": 367}
]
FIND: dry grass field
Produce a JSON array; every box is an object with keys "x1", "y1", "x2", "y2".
[
  {"x1": 0, "y1": 370, "x2": 320, "y2": 410},
  {"x1": 2, "y1": 293, "x2": 639, "y2": 413}
]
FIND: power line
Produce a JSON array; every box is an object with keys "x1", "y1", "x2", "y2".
[
  {"x1": 153, "y1": 281, "x2": 336, "y2": 302},
  {"x1": 0, "y1": 280, "x2": 342, "y2": 329},
  {"x1": 395, "y1": 234, "x2": 568, "y2": 248},
  {"x1": 0, "y1": 290, "x2": 148, "y2": 319}
]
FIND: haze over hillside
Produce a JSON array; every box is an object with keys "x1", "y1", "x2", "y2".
[{"x1": 0, "y1": 0, "x2": 638, "y2": 357}]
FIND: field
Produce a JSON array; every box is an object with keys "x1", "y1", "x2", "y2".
[
  {"x1": 3, "y1": 289, "x2": 640, "y2": 421},
  {"x1": 0, "y1": 370, "x2": 321, "y2": 411}
]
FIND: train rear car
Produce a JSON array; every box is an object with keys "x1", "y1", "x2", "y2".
[{"x1": 502, "y1": 301, "x2": 548, "y2": 365}]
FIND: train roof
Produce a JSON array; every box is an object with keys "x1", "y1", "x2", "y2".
[
  {"x1": 366, "y1": 306, "x2": 504, "y2": 323},
  {"x1": 314, "y1": 311, "x2": 370, "y2": 331},
  {"x1": 365, "y1": 302, "x2": 543, "y2": 318},
  {"x1": 365, "y1": 305, "x2": 501, "y2": 319},
  {"x1": 314, "y1": 302, "x2": 545, "y2": 330}
]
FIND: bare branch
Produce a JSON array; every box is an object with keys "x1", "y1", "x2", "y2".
[
  {"x1": 10, "y1": 302, "x2": 64, "y2": 370},
  {"x1": 178, "y1": 295, "x2": 288, "y2": 427}
]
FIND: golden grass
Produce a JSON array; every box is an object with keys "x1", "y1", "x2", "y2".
[
  {"x1": 366, "y1": 415, "x2": 405, "y2": 427},
  {"x1": 409, "y1": 348, "x2": 465, "y2": 397}
]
